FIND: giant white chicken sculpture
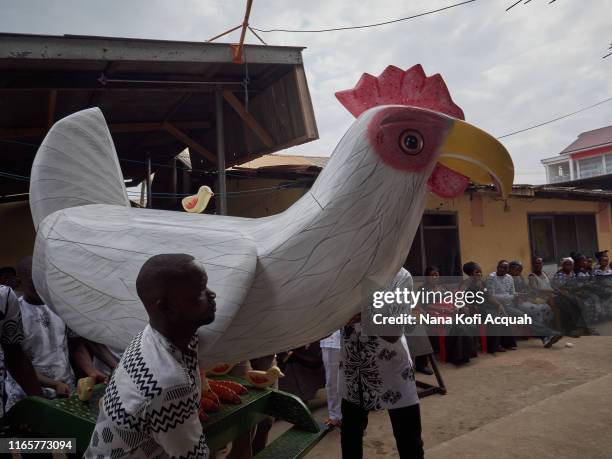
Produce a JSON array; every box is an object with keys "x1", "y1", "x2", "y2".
[{"x1": 29, "y1": 65, "x2": 513, "y2": 364}]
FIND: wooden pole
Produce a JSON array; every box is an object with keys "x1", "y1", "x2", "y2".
[
  {"x1": 223, "y1": 89, "x2": 273, "y2": 147},
  {"x1": 146, "y1": 155, "x2": 152, "y2": 208},
  {"x1": 47, "y1": 89, "x2": 57, "y2": 128},
  {"x1": 171, "y1": 156, "x2": 177, "y2": 208},
  {"x1": 215, "y1": 89, "x2": 227, "y2": 215}
]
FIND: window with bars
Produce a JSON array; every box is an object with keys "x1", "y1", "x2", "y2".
[
  {"x1": 404, "y1": 212, "x2": 462, "y2": 276},
  {"x1": 578, "y1": 156, "x2": 604, "y2": 178},
  {"x1": 605, "y1": 154, "x2": 612, "y2": 174},
  {"x1": 548, "y1": 162, "x2": 570, "y2": 183},
  {"x1": 529, "y1": 214, "x2": 598, "y2": 264}
]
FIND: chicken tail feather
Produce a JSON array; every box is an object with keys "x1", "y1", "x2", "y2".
[{"x1": 30, "y1": 108, "x2": 130, "y2": 229}]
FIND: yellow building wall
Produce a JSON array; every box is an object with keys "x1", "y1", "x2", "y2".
[
  {"x1": 0, "y1": 201, "x2": 36, "y2": 268},
  {"x1": 425, "y1": 193, "x2": 611, "y2": 275}
]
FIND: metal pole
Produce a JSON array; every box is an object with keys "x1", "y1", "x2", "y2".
[
  {"x1": 216, "y1": 89, "x2": 227, "y2": 215},
  {"x1": 171, "y1": 157, "x2": 177, "y2": 208},
  {"x1": 146, "y1": 154, "x2": 152, "y2": 209}
]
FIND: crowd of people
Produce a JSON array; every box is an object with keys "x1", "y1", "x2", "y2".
[
  {"x1": 0, "y1": 257, "x2": 121, "y2": 421},
  {"x1": 413, "y1": 252, "x2": 612, "y2": 366},
  {"x1": 1, "y1": 250, "x2": 610, "y2": 458},
  {"x1": 317, "y1": 252, "x2": 612, "y2": 457}
]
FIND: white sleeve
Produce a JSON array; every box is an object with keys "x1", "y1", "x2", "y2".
[{"x1": 148, "y1": 390, "x2": 208, "y2": 459}]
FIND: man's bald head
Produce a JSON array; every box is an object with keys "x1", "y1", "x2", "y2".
[
  {"x1": 136, "y1": 254, "x2": 216, "y2": 330},
  {"x1": 136, "y1": 254, "x2": 196, "y2": 307}
]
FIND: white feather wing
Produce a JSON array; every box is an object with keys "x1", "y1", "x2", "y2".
[{"x1": 33, "y1": 204, "x2": 257, "y2": 353}]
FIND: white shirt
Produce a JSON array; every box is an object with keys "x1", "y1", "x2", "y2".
[
  {"x1": 320, "y1": 330, "x2": 341, "y2": 349},
  {"x1": 339, "y1": 268, "x2": 419, "y2": 411},
  {"x1": 593, "y1": 267, "x2": 612, "y2": 276},
  {"x1": 0, "y1": 286, "x2": 26, "y2": 418},
  {"x1": 85, "y1": 325, "x2": 207, "y2": 459},
  {"x1": 486, "y1": 273, "x2": 516, "y2": 306},
  {"x1": 528, "y1": 272, "x2": 553, "y2": 291},
  {"x1": 5, "y1": 298, "x2": 75, "y2": 411}
]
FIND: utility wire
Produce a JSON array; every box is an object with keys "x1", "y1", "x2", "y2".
[
  {"x1": 496, "y1": 96, "x2": 612, "y2": 139},
  {"x1": 0, "y1": 169, "x2": 298, "y2": 197},
  {"x1": 507, "y1": 0, "x2": 557, "y2": 11},
  {"x1": 251, "y1": 0, "x2": 476, "y2": 33}
]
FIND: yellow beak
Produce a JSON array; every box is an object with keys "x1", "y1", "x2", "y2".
[{"x1": 437, "y1": 119, "x2": 514, "y2": 197}]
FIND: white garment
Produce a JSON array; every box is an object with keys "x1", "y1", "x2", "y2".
[
  {"x1": 593, "y1": 267, "x2": 612, "y2": 276},
  {"x1": 339, "y1": 268, "x2": 419, "y2": 411},
  {"x1": 528, "y1": 272, "x2": 553, "y2": 291},
  {"x1": 486, "y1": 273, "x2": 516, "y2": 306},
  {"x1": 0, "y1": 286, "x2": 25, "y2": 418},
  {"x1": 85, "y1": 325, "x2": 207, "y2": 459},
  {"x1": 5, "y1": 298, "x2": 75, "y2": 411},
  {"x1": 320, "y1": 330, "x2": 341, "y2": 349},
  {"x1": 321, "y1": 347, "x2": 342, "y2": 421}
]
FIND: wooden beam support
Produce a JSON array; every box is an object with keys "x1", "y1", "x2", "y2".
[
  {"x1": 47, "y1": 90, "x2": 57, "y2": 128},
  {"x1": 0, "y1": 121, "x2": 211, "y2": 139},
  {"x1": 162, "y1": 122, "x2": 217, "y2": 164},
  {"x1": 110, "y1": 121, "x2": 210, "y2": 133},
  {"x1": 223, "y1": 89, "x2": 274, "y2": 147}
]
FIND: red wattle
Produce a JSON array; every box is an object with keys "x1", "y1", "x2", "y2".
[{"x1": 427, "y1": 164, "x2": 470, "y2": 198}]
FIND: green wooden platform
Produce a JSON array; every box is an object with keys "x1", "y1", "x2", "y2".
[{"x1": 6, "y1": 375, "x2": 328, "y2": 457}]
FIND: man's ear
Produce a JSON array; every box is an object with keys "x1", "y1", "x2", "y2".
[{"x1": 156, "y1": 297, "x2": 171, "y2": 315}]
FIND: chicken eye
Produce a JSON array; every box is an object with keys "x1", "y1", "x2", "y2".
[{"x1": 399, "y1": 130, "x2": 424, "y2": 155}]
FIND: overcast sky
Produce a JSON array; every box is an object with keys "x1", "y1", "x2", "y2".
[{"x1": 3, "y1": 0, "x2": 611, "y2": 183}]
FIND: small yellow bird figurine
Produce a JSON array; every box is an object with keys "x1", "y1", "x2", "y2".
[
  {"x1": 182, "y1": 186, "x2": 214, "y2": 213},
  {"x1": 77, "y1": 377, "x2": 95, "y2": 401},
  {"x1": 245, "y1": 365, "x2": 285, "y2": 389}
]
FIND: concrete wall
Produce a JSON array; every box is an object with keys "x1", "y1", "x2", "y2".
[{"x1": 0, "y1": 201, "x2": 36, "y2": 268}]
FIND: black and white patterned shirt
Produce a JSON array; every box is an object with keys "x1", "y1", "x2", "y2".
[
  {"x1": 84, "y1": 325, "x2": 207, "y2": 459},
  {"x1": 0, "y1": 285, "x2": 26, "y2": 418},
  {"x1": 5, "y1": 298, "x2": 76, "y2": 411},
  {"x1": 339, "y1": 269, "x2": 419, "y2": 411}
]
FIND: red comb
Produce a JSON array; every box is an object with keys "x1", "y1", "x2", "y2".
[{"x1": 335, "y1": 65, "x2": 464, "y2": 120}]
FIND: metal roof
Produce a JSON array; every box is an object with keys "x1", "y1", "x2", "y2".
[
  {"x1": 559, "y1": 124, "x2": 612, "y2": 155},
  {"x1": 0, "y1": 33, "x2": 318, "y2": 200},
  {"x1": 469, "y1": 184, "x2": 612, "y2": 202}
]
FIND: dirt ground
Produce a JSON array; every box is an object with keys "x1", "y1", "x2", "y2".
[{"x1": 268, "y1": 322, "x2": 612, "y2": 458}]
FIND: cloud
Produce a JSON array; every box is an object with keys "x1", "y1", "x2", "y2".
[{"x1": 2, "y1": 0, "x2": 611, "y2": 184}]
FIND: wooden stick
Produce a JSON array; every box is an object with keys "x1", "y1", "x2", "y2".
[
  {"x1": 206, "y1": 24, "x2": 242, "y2": 43},
  {"x1": 223, "y1": 89, "x2": 273, "y2": 147},
  {"x1": 163, "y1": 122, "x2": 217, "y2": 163},
  {"x1": 233, "y1": 0, "x2": 254, "y2": 63}
]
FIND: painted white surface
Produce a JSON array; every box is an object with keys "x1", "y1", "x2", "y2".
[{"x1": 32, "y1": 107, "x2": 433, "y2": 364}]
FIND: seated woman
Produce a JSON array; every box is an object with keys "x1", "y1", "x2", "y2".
[
  {"x1": 528, "y1": 257, "x2": 554, "y2": 294},
  {"x1": 485, "y1": 260, "x2": 518, "y2": 351},
  {"x1": 593, "y1": 250, "x2": 612, "y2": 276},
  {"x1": 570, "y1": 253, "x2": 602, "y2": 327},
  {"x1": 550, "y1": 258, "x2": 596, "y2": 336},
  {"x1": 592, "y1": 251, "x2": 612, "y2": 319},
  {"x1": 460, "y1": 262, "x2": 510, "y2": 354},
  {"x1": 427, "y1": 265, "x2": 477, "y2": 365},
  {"x1": 509, "y1": 261, "x2": 561, "y2": 348}
]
